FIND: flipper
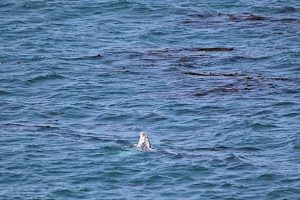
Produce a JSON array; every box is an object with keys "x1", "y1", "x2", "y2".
[{"x1": 136, "y1": 132, "x2": 152, "y2": 151}]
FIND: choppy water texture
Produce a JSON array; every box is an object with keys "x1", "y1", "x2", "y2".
[{"x1": 1, "y1": 0, "x2": 300, "y2": 199}]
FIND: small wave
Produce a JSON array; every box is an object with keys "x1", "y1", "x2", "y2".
[
  {"x1": 224, "y1": 154, "x2": 247, "y2": 162},
  {"x1": 0, "y1": 90, "x2": 9, "y2": 95},
  {"x1": 189, "y1": 165, "x2": 210, "y2": 172},
  {"x1": 195, "y1": 86, "x2": 240, "y2": 97},
  {"x1": 147, "y1": 174, "x2": 173, "y2": 183},
  {"x1": 181, "y1": 145, "x2": 261, "y2": 154},
  {"x1": 255, "y1": 109, "x2": 273, "y2": 115},
  {"x1": 0, "y1": 2, "x2": 14, "y2": 8},
  {"x1": 2, "y1": 123, "x2": 54, "y2": 129},
  {"x1": 26, "y1": 74, "x2": 66, "y2": 83},
  {"x1": 136, "y1": 112, "x2": 169, "y2": 123},
  {"x1": 53, "y1": 188, "x2": 83, "y2": 198},
  {"x1": 250, "y1": 122, "x2": 278, "y2": 130},
  {"x1": 282, "y1": 112, "x2": 300, "y2": 118},
  {"x1": 186, "y1": 47, "x2": 234, "y2": 52},
  {"x1": 258, "y1": 173, "x2": 278, "y2": 181},
  {"x1": 67, "y1": 53, "x2": 102, "y2": 61},
  {"x1": 273, "y1": 101, "x2": 296, "y2": 107},
  {"x1": 292, "y1": 137, "x2": 300, "y2": 150},
  {"x1": 267, "y1": 187, "x2": 300, "y2": 199},
  {"x1": 275, "y1": 18, "x2": 300, "y2": 23},
  {"x1": 226, "y1": 162, "x2": 256, "y2": 170},
  {"x1": 235, "y1": 146, "x2": 261, "y2": 151},
  {"x1": 225, "y1": 55, "x2": 271, "y2": 62},
  {"x1": 21, "y1": 1, "x2": 47, "y2": 10},
  {"x1": 186, "y1": 11, "x2": 218, "y2": 19},
  {"x1": 277, "y1": 6, "x2": 298, "y2": 13},
  {"x1": 222, "y1": 154, "x2": 257, "y2": 170},
  {"x1": 228, "y1": 13, "x2": 268, "y2": 22}
]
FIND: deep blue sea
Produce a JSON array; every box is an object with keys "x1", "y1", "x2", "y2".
[{"x1": 1, "y1": 0, "x2": 300, "y2": 199}]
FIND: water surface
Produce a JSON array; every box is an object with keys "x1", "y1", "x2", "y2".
[{"x1": 1, "y1": 0, "x2": 300, "y2": 199}]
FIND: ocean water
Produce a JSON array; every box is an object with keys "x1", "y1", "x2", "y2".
[{"x1": 1, "y1": 0, "x2": 300, "y2": 199}]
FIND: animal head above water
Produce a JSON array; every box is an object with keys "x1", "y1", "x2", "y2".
[{"x1": 137, "y1": 131, "x2": 152, "y2": 151}]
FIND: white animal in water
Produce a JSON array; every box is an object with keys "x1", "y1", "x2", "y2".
[{"x1": 136, "y1": 131, "x2": 152, "y2": 151}]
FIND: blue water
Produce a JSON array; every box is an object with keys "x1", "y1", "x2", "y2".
[{"x1": 1, "y1": 0, "x2": 300, "y2": 199}]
